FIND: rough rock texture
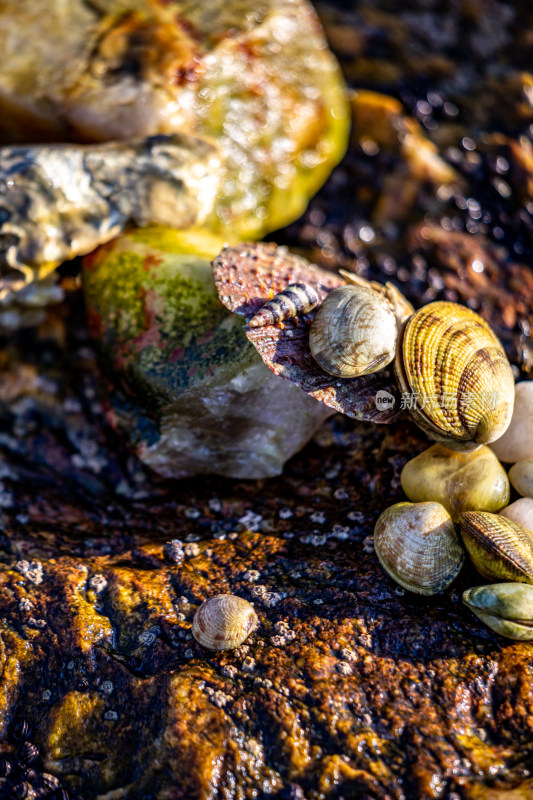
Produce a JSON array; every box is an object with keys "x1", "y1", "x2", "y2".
[
  {"x1": 83, "y1": 229, "x2": 333, "y2": 479},
  {"x1": 2, "y1": 1, "x2": 533, "y2": 799},
  {"x1": 0, "y1": 0, "x2": 349, "y2": 240}
]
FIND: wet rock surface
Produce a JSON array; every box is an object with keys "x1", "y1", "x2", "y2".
[{"x1": 2, "y1": 1, "x2": 533, "y2": 799}]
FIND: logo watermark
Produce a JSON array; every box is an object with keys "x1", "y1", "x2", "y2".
[
  {"x1": 375, "y1": 390, "x2": 396, "y2": 409},
  {"x1": 374, "y1": 390, "x2": 502, "y2": 411}
]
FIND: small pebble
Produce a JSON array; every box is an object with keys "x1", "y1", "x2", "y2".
[
  {"x1": 491, "y1": 382, "x2": 533, "y2": 463},
  {"x1": 509, "y1": 460, "x2": 533, "y2": 500},
  {"x1": 401, "y1": 443, "x2": 509, "y2": 520},
  {"x1": 500, "y1": 498, "x2": 533, "y2": 532}
]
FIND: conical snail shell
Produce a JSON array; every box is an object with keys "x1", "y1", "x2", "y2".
[
  {"x1": 248, "y1": 283, "x2": 319, "y2": 327},
  {"x1": 192, "y1": 594, "x2": 258, "y2": 650},
  {"x1": 374, "y1": 501, "x2": 465, "y2": 595},
  {"x1": 459, "y1": 511, "x2": 533, "y2": 583},
  {"x1": 309, "y1": 285, "x2": 397, "y2": 378},
  {"x1": 395, "y1": 302, "x2": 514, "y2": 450}
]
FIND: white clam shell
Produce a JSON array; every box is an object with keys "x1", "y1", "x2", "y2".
[
  {"x1": 192, "y1": 594, "x2": 258, "y2": 650},
  {"x1": 309, "y1": 284, "x2": 397, "y2": 378},
  {"x1": 374, "y1": 501, "x2": 464, "y2": 595}
]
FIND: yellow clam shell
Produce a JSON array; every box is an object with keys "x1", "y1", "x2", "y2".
[
  {"x1": 374, "y1": 501, "x2": 464, "y2": 595},
  {"x1": 192, "y1": 594, "x2": 258, "y2": 650},
  {"x1": 459, "y1": 511, "x2": 533, "y2": 583},
  {"x1": 395, "y1": 302, "x2": 514, "y2": 450}
]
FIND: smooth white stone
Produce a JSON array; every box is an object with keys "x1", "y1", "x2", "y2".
[
  {"x1": 500, "y1": 497, "x2": 533, "y2": 533},
  {"x1": 509, "y1": 460, "x2": 533, "y2": 500},
  {"x1": 490, "y1": 382, "x2": 533, "y2": 463}
]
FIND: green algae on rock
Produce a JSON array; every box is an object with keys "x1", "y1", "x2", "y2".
[{"x1": 83, "y1": 228, "x2": 333, "y2": 479}]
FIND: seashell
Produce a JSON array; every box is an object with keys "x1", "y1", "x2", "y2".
[
  {"x1": 395, "y1": 301, "x2": 515, "y2": 450},
  {"x1": 248, "y1": 284, "x2": 319, "y2": 328},
  {"x1": 500, "y1": 498, "x2": 533, "y2": 533},
  {"x1": 309, "y1": 285, "x2": 398, "y2": 377},
  {"x1": 339, "y1": 269, "x2": 414, "y2": 326},
  {"x1": 463, "y1": 583, "x2": 533, "y2": 640},
  {"x1": 163, "y1": 540, "x2": 185, "y2": 564},
  {"x1": 0, "y1": 135, "x2": 222, "y2": 303},
  {"x1": 192, "y1": 594, "x2": 258, "y2": 650},
  {"x1": 459, "y1": 511, "x2": 533, "y2": 583},
  {"x1": 401, "y1": 443, "x2": 510, "y2": 521},
  {"x1": 509, "y1": 459, "x2": 533, "y2": 499},
  {"x1": 374, "y1": 501, "x2": 464, "y2": 595},
  {"x1": 41, "y1": 774, "x2": 61, "y2": 791}
]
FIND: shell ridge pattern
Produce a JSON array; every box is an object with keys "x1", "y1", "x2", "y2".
[{"x1": 462, "y1": 513, "x2": 533, "y2": 579}]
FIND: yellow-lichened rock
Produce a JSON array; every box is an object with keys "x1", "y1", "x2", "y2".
[{"x1": 401, "y1": 443, "x2": 510, "y2": 521}]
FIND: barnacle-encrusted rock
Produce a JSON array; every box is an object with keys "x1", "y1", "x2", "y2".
[
  {"x1": 401, "y1": 443, "x2": 510, "y2": 521},
  {"x1": 213, "y1": 242, "x2": 404, "y2": 423},
  {"x1": 83, "y1": 228, "x2": 333, "y2": 479},
  {"x1": 4, "y1": 1, "x2": 533, "y2": 798}
]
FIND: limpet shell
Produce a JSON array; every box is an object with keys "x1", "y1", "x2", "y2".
[{"x1": 192, "y1": 594, "x2": 258, "y2": 650}]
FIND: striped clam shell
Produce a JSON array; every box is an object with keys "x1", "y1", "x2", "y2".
[
  {"x1": 192, "y1": 594, "x2": 258, "y2": 650},
  {"x1": 374, "y1": 501, "x2": 464, "y2": 595},
  {"x1": 248, "y1": 283, "x2": 319, "y2": 327},
  {"x1": 459, "y1": 511, "x2": 533, "y2": 583},
  {"x1": 309, "y1": 284, "x2": 397, "y2": 378},
  {"x1": 395, "y1": 302, "x2": 514, "y2": 449}
]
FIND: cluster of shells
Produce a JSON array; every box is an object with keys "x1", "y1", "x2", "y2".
[
  {"x1": 244, "y1": 271, "x2": 533, "y2": 642},
  {"x1": 190, "y1": 271, "x2": 533, "y2": 649}
]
